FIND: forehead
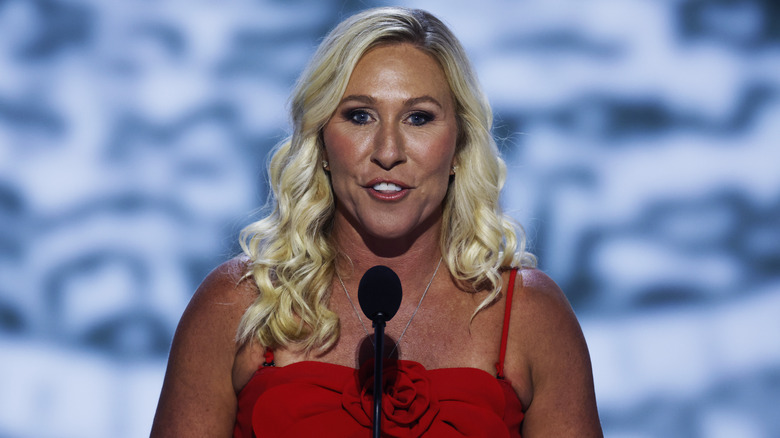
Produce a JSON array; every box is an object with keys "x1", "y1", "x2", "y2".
[{"x1": 343, "y1": 43, "x2": 453, "y2": 103}]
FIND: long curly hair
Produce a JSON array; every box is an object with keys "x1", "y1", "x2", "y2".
[{"x1": 237, "y1": 7, "x2": 536, "y2": 352}]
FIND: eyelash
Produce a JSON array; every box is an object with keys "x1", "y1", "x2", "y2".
[
  {"x1": 407, "y1": 112, "x2": 433, "y2": 126},
  {"x1": 345, "y1": 109, "x2": 434, "y2": 126},
  {"x1": 347, "y1": 109, "x2": 372, "y2": 125}
]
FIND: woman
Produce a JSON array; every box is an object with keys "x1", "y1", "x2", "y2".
[{"x1": 151, "y1": 7, "x2": 602, "y2": 437}]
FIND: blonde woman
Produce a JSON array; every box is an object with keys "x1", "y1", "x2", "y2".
[{"x1": 152, "y1": 7, "x2": 601, "y2": 438}]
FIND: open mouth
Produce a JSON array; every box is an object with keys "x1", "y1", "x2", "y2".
[
  {"x1": 372, "y1": 182, "x2": 403, "y2": 193},
  {"x1": 364, "y1": 179, "x2": 410, "y2": 201}
]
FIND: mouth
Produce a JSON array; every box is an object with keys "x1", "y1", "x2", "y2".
[
  {"x1": 372, "y1": 182, "x2": 403, "y2": 193},
  {"x1": 364, "y1": 179, "x2": 411, "y2": 201}
]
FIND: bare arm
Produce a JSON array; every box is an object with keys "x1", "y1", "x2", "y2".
[
  {"x1": 150, "y1": 258, "x2": 258, "y2": 437},
  {"x1": 508, "y1": 269, "x2": 603, "y2": 437}
]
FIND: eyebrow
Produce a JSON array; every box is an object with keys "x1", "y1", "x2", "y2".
[
  {"x1": 339, "y1": 95, "x2": 376, "y2": 105},
  {"x1": 406, "y1": 95, "x2": 443, "y2": 109},
  {"x1": 338, "y1": 94, "x2": 443, "y2": 109}
]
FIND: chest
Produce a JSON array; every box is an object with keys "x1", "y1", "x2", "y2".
[{"x1": 276, "y1": 286, "x2": 506, "y2": 375}]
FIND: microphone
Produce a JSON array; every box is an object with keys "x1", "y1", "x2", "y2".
[
  {"x1": 358, "y1": 265, "x2": 402, "y2": 322},
  {"x1": 357, "y1": 265, "x2": 402, "y2": 438}
]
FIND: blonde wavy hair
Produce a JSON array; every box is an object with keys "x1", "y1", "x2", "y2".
[{"x1": 237, "y1": 7, "x2": 536, "y2": 352}]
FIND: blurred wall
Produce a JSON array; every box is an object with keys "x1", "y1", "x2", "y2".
[{"x1": 0, "y1": 0, "x2": 778, "y2": 437}]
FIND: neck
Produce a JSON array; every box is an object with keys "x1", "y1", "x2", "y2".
[{"x1": 331, "y1": 212, "x2": 445, "y2": 293}]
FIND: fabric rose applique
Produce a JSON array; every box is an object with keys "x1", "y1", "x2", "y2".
[{"x1": 342, "y1": 359, "x2": 440, "y2": 437}]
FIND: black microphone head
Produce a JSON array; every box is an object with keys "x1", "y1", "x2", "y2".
[{"x1": 357, "y1": 265, "x2": 403, "y2": 322}]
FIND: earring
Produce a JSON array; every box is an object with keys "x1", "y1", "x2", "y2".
[
  {"x1": 451, "y1": 165, "x2": 457, "y2": 174},
  {"x1": 322, "y1": 160, "x2": 329, "y2": 170}
]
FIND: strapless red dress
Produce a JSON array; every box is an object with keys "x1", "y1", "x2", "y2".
[{"x1": 234, "y1": 270, "x2": 524, "y2": 437}]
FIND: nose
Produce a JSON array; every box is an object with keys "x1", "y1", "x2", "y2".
[{"x1": 370, "y1": 123, "x2": 406, "y2": 170}]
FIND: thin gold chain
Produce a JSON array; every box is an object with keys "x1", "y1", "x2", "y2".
[{"x1": 336, "y1": 257, "x2": 443, "y2": 356}]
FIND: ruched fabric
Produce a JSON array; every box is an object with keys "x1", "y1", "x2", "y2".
[{"x1": 234, "y1": 359, "x2": 523, "y2": 438}]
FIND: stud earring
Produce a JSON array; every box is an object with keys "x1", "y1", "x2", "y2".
[
  {"x1": 322, "y1": 160, "x2": 329, "y2": 170},
  {"x1": 451, "y1": 165, "x2": 458, "y2": 174}
]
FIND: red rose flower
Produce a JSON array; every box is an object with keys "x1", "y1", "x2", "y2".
[{"x1": 342, "y1": 360, "x2": 440, "y2": 437}]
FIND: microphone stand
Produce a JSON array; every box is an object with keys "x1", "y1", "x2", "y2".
[
  {"x1": 357, "y1": 265, "x2": 402, "y2": 438},
  {"x1": 372, "y1": 314, "x2": 386, "y2": 438}
]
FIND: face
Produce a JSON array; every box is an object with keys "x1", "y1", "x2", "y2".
[{"x1": 322, "y1": 43, "x2": 458, "y2": 243}]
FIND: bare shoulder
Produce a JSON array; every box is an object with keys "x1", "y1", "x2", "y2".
[
  {"x1": 506, "y1": 268, "x2": 603, "y2": 437},
  {"x1": 505, "y1": 268, "x2": 580, "y2": 385},
  {"x1": 189, "y1": 255, "x2": 257, "y2": 313},
  {"x1": 505, "y1": 268, "x2": 580, "y2": 350},
  {"x1": 515, "y1": 268, "x2": 566, "y2": 303},
  {"x1": 512, "y1": 268, "x2": 577, "y2": 329},
  {"x1": 151, "y1": 256, "x2": 259, "y2": 438},
  {"x1": 172, "y1": 256, "x2": 258, "y2": 348}
]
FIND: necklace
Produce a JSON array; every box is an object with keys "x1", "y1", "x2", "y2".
[{"x1": 337, "y1": 257, "x2": 443, "y2": 357}]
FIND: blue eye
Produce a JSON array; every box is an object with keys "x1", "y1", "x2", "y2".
[
  {"x1": 408, "y1": 112, "x2": 432, "y2": 126},
  {"x1": 349, "y1": 110, "x2": 372, "y2": 125}
]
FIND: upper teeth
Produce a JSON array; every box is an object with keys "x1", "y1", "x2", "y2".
[{"x1": 373, "y1": 182, "x2": 402, "y2": 192}]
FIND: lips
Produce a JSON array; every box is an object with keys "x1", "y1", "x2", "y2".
[
  {"x1": 373, "y1": 182, "x2": 402, "y2": 192},
  {"x1": 364, "y1": 178, "x2": 411, "y2": 201}
]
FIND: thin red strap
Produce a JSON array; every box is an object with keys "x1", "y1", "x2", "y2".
[{"x1": 495, "y1": 268, "x2": 518, "y2": 379}]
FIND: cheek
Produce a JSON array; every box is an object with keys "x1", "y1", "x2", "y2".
[
  {"x1": 431, "y1": 133, "x2": 458, "y2": 171},
  {"x1": 322, "y1": 125, "x2": 363, "y2": 169},
  {"x1": 321, "y1": 126, "x2": 340, "y2": 163},
  {"x1": 322, "y1": 125, "x2": 357, "y2": 201}
]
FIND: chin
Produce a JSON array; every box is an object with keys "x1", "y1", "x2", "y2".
[
  {"x1": 362, "y1": 216, "x2": 433, "y2": 243},
  {"x1": 345, "y1": 206, "x2": 442, "y2": 244},
  {"x1": 365, "y1": 226, "x2": 412, "y2": 241}
]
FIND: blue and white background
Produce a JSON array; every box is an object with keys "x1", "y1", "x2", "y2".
[{"x1": 1, "y1": 0, "x2": 778, "y2": 437}]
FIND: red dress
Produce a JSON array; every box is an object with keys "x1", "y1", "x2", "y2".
[{"x1": 234, "y1": 269, "x2": 523, "y2": 437}]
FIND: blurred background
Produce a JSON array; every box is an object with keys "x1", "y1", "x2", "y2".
[{"x1": 0, "y1": 0, "x2": 778, "y2": 436}]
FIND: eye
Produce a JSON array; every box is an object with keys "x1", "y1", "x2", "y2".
[
  {"x1": 407, "y1": 112, "x2": 433, "y2": 126},
  {"x1": 348, "y1": 109, "x2": 372, "y2": 125}
]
